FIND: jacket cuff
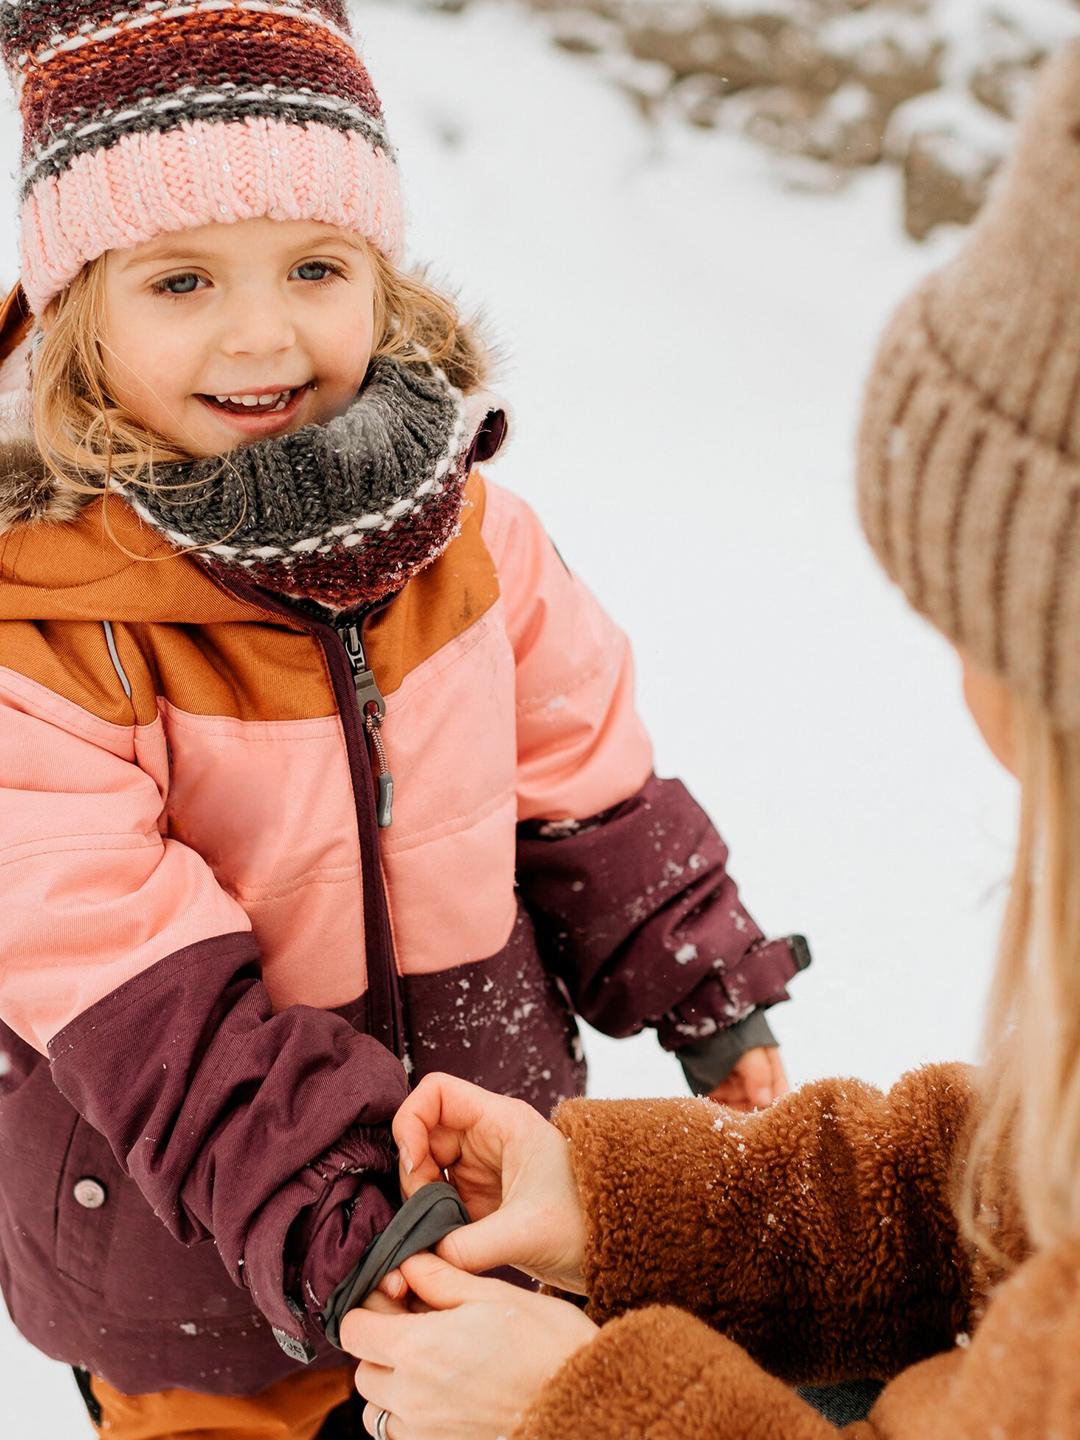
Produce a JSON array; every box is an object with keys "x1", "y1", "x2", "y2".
[
  {"x1": 657, "y1": 935, "x2": 810, "y2": 1051},
  {"x1": 322, "y1": 1183, "x2": 469, "y2": 1348},
  {"x1": 511, "y1": 1307, "x2": 833, "y2": 1440},
  {"x1": 677, "y1": 1009, "x2": 778, "y2": 1095}
]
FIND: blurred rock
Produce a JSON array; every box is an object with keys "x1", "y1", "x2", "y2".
[
  {"x1": 902, "y1": 129, "x2": 999, "y2": 240},
  {"x1": 968, "y1": 13, "x2": 1044, "y2": 120},
  {"x1": 546, "y1": 6, "x2": 624, "y2": 56},
  {"x1": 623, "y1": 6, "x2": 844, "y2": 96},
  {"x1": 403, "y1": 0, "x2": 1079, "y2": 239},
  {"x1": 735, "y1": 81, "x2": 888, "y2": 165}
]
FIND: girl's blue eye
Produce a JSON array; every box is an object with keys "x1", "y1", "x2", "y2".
[
  {"x1": 294, "y1": 261, "x2": 340, "y2": 283},
  {"x1": 155, "y1": 273, "x2": 201, "y2": 296}
]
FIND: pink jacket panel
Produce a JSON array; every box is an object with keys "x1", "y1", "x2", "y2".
[
  {"x1": 481, "y1": 482, "x2": 654, "y2": 822},
  {"x1": 0, "y1": 670, "x2": 251, "y2": 1051},
  {"x1": 380, "y1": 597, "x2": 518, "y2": 975},
  {"x1": 159, "y1": 700, "x2": 366, "y2": 1010}
]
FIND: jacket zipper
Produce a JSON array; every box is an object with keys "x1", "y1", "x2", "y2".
[
  {"x1": 338, "y1": 622, "x2": 394, "y2": 829},
  {"x1": 210, "y1": 575, "x2": 406, "y2": 1061}
]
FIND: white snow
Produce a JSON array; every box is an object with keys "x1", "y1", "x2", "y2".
[{"x1": 0, "y1": 0, "x2": 1023, "y2": 1429}]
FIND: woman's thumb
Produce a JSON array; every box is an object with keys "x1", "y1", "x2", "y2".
[
  {"x1": 435, "y1": 1210, "x2": 521, "y2": 1276},
  {"x1": 398, "y1": 1252, "x2": 489, "y2": 1309}
]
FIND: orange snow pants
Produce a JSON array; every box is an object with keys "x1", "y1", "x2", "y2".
[{"x1": 85, "y1": 1366, "x2": 357, "y2": 1439}]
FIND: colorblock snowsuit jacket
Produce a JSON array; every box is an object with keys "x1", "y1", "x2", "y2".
[
  {"x1": 519, "y1": 1066, "x2": 1077, "y2": 1440},
  {"x1": 0, "y1": 290, "x2": 806, "y2": 1397}
]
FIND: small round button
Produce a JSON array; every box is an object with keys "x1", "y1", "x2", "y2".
[{"x1": 73, "y1": 1178, "x2": 107, "y2": 1210}]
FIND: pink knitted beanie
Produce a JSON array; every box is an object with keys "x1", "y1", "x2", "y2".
[
  {"x1": 0, "y1": 1, "x2": 404, "y2": 315},
  {"x1": 858, "y1": 42, "x2": 1080, "y2": 728}
]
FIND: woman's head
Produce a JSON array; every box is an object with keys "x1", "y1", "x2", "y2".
[{"x1": 857, "y1": 42, "x2": 1080, "y2": 1254}]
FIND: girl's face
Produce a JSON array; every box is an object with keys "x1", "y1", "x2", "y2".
[{"x1": 99, "y1": 218, "x2": 378, "y2": 458}]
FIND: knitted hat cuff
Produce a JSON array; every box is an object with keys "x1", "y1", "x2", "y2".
[
  {"x1": 1, "y1": 0, "x2": 400, "y2": 313},
  {"x1": 20, "y1": 117, "x2": 404, "y2": 314},
  {"x1": 858, "y1": 285, "x2": 1080, "y2": 728}
]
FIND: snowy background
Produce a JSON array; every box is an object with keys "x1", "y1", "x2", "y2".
[{"x1": 2, "y1": 0, "x2": 1061, "y2": 1428}]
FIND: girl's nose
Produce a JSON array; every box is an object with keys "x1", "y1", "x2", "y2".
[{"x1": 219, "y1": 292, "x2": 297, "y2": 358}]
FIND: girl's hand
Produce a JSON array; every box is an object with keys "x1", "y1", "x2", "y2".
[
  {"x1": 343, "y1": 1253, "x2": 598, "y2": 1440},
  {"x1": 709, "y1": 1046, "x2": 789, "y2": 1112},
  {"x1": 390, "y1": 1073, "x2": 587, "y2": 1293}
]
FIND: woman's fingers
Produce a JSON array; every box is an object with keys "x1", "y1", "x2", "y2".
[
  {"x1": 362, "y1": 1288, "x2": 409, "y2": 1316},
  {"x1": 434, "y1": 1206, "x2": 531, "y2": 1276},
  {"x1": 393, "y1": 1073, "x2": 496, "y2": 1197},
  {"x1": 398, "y1": 1251, "x2": 505, "y2": 1309},
  {"x1": 341, "y1": 1307, "x2": 414, "y2": 1366},
  {"x1": 355, "y1": 1359, "x2": 394, "y2": 1408},
  {"x1": 361, "y1": 1400, "x2": 402, "y2": 1440},
  {"x1": 377, "y1": 1269, "x2": 407, "y2": 1303}
]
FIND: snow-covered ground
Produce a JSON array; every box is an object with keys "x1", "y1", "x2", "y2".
[{"x1": 0, "y1": 1, "x2": 1020, "y2": 1430}]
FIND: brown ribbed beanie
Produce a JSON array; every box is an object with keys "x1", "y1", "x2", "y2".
[{"x1": 858, "y1": 41, "x2": 1080, "y2": 728}]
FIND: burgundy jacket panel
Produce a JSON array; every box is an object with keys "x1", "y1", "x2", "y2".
[
  {"x1": 517, "y1": 774, "x2": 805, "y2": 1046},
  {"x1": 45, "y1": 933, "x2": 407, "y2": 1352},
  {"x1": 0, "y1": 907, "x2": 587, "y2": 1394},
  {"x1": 403, "y1": 902, "x2": 587, "y2": 1115}
]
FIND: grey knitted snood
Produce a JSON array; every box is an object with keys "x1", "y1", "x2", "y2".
[{"x1": 123, "y1": 357, "x2": 480, "y2": 610}]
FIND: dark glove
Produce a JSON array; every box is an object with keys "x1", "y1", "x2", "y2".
[
  {"x1": 678, "y1": 1008, "x2": 779, "y2": 1097},
  {"x1": 323, "y1": 1183, "x2": 469, "y2": 1348}
]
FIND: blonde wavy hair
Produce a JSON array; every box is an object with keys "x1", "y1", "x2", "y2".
[
  {"x1": 962, "y1": 697, "x2": 1080, "y2": 1261},
  {"x1": 30, "y1": 241, "x2": 487, "y2": 497}
]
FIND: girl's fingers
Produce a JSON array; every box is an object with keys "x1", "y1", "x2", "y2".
[
  {"x1": 708, "y1": 1073, "x2": 751, "y2": 1111},
  {"x1": 732, "y1": 1047, "x2": 774, "y2": 1109},
  {"x1": 769, "y1": 1048, "x2": 791, "y2": 1098}
]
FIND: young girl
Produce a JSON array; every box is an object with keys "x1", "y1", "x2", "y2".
[
  {"x1": 342, "y1": 40, "x2": 1080, "y2": 1440},
  {"x1": 0, "y1": 2, "x2": 808, "y2": 1435}
]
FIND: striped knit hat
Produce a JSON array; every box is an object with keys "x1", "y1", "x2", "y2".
[
  {"x1": 0, "y1": 1, "x2": 404, "y2": 315},
  {"x1": 857, "y1": 41, "x2": 1080, "y2": 729}
]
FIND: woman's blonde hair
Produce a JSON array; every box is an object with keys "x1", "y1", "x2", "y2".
[
  {"x1": 30, "y1": 240, "x2": 488, "y2": 496},
  {"x1": 962, "y1": 698, "x2": 1080, "y2": 1260}
]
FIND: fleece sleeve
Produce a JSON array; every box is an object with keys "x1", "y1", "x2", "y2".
[
  {"x1": 552, "y1": 1063, "x2": 980, "y2": 1384},
  {"x1": 517, "y1": 1238, "x2": 1080, "y2": 1440},
  {"x1": 0, "y1": 674, "x2": 407, "y2": 1357},
  {"x1": 482, "y1": 480, "x2": 807, "y2": 1049}
]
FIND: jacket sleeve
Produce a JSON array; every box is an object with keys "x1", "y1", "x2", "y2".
[
  {"x1": 484, "y1": 481, "x2": 807, "y2": 1050},
  {"x1": 0, "y1": 678, "x2": 407, "y2": 1357},
  {"x1": 515, "y1": 1240, "x2": 1080, "y2": 1440},
  {"x1": 551, "y1": 1063, "x2": 980, "y2": 1384}
]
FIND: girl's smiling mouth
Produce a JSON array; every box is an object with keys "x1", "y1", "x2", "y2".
[{"x1": 196, "y1": 383, "x2": 314, "y2": 432}]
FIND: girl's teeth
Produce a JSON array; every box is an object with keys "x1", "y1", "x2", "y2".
[{"x1": 212, "y1": 390, "x2": 295, "y2": 411}]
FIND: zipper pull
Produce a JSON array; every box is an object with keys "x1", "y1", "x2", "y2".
[{"x1": 340, "y1": 624, "x2": 394, "y2": 829}]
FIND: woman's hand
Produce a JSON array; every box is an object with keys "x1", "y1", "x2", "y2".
[
  {"x1": 709, "y1": 1045, "x2": 789, "y2": 1112},
  {"x1": 343, "y1": 1253, "x2": 598, "y2": 1440},
  {"x1": 390, "y1": 1073, "x2": 587, "y2": 1293}
]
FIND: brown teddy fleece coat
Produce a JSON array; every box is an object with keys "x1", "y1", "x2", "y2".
[{"x1": 513, "y1": 1064, "x2": 1080, "y2": 1438}]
